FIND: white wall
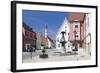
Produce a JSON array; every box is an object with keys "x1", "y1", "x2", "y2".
[
  {"x1": 56, "y1": 17, "x2": 69, "y2": 50},
  {"x1": 0, "y1": 0, "x2": 100, "y2": 73}
]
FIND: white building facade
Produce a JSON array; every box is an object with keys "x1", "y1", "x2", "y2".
[{"x1": 56, "y1": 17, "x2": 70, "y2": 52}]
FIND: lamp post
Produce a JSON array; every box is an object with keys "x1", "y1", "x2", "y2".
[
  {"x1": 73, "y1": 30, "x2": 78, "y2": 53},
  {"x1": 60, "y1": 31, "x2": 67, "y2": 54}
]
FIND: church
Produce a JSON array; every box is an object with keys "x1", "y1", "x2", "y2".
[{"x1": 41, "y1": 25, "x2": 55, "y2": 49}]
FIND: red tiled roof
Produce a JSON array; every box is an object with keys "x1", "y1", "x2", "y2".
[
  {"x1": 41, "y1": 37, "x2": 48, "y2": 45},
  {"x1": 69, "y1": 12, "x2": 85, "y2": 22}
]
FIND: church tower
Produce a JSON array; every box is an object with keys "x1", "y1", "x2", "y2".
[
  {"x1": 41, "y1": 24, "x2": 54, "y2": 49},
  {"x1": 45, "y1": 24, "x2": 48, "y2": 38}
]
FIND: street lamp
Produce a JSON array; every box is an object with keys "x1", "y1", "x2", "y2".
[
  {"x1": 73, "y1": 30, "x2": 78, "y2": 53},
  {"x1": 60, "y1": 31, "x2": 67, "y2": 54}
]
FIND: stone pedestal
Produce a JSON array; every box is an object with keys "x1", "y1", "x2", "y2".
[{"x1": 40, "y1": 54, "x2": 48, "y2": 58}]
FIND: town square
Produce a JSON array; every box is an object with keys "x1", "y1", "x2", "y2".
[{"x1": 22, "y1": 10, "x2": 91, "y2": 63}]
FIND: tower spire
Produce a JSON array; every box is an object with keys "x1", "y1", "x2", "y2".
[{"x1": 45, "y1": 24, "x2": 48, "y2": 38}]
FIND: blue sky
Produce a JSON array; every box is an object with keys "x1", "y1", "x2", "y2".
[{"x1": 22, "y1": 10, "x2": 69, "y2": 40}]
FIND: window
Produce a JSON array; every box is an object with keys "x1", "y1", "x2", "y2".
[
  {"x1": 25, "y1": 30, "x2": 28, "y2": 36},
  {"x1": 75, "y1": 35, "x2": 79, "y2": 37},
  {"x1": 25, "y1": 44, "x2": 31, "y2": 50},
  {"x1": 74, "y1": 22, "x2": 80, "y2": 29},
  {"x1": 75, "y1": 25, "x2": 78, "y2": 28},
  {"x1": 57, "y1": 38, "x2": 59, "y2": 42},
  {"x1": 75, "y1": 33, "x2": 80, "y2": 40},
  {"x1": 58, "y1": 44, "x2": 60, "y2": 47},
  {"x1": 30, "y1": 33, "x2": 33, "y2": 38}
]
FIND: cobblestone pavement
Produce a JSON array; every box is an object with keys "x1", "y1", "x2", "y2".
[{"x1": 22, "y1": 48, "x2": 91, "y2": 63}]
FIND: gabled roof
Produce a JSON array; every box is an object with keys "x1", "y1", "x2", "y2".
[
  {"x1": 41, "y1": 37, "x2": 48, "y2": 45},
  {"x1": 47, "y1": 36, "x2": 54, "y2": 43},
  {"x1": 23, "y1": 22, "x2": 34, "y2": 32},
  {"x1": 56, "y1": 17, "x2": 69, "y2": 37},
  {"x1": 41, "y1": 36, "x2": 54, "y2": 45}
]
